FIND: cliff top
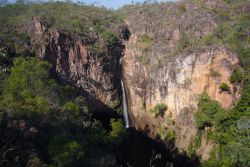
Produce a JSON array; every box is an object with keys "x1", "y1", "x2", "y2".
[{"x1": 117, "y1": 0, "x2": 250, "y2": 67}]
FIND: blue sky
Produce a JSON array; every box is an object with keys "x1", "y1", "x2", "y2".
[
  {"x1": 8, "y1": 0, "x2": 174, "y2": 9},
  {"x1": 78, "y1": 0, "x2": 173, "y2": 9}
]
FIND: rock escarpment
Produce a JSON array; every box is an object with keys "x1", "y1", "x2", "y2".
[
  {"x1": 26, "y1": 17, "x2": 125, "y2": 111},
  {"x1": 121, "y1": 1, "x2": 241, "y2": 159}
]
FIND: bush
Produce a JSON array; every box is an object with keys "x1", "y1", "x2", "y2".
[
  {"x1": 177, "y1": 32, "x2": 190, "y2": 52},
  {"x1": 62, "y1": 101, "x2": 80, "y2": 117},
  {"x1": 220, "y1": 83, "x2": 230, "y2": 92},
  {"x1": 101, "y1": 30, "x2": 120, "y2": 47},
  {"x1": 202, "y1": 34, "x2": 222, "y2": 46},
  {"x1": 150, "y1": 103, "x2": 168, "y2": 117},
  {"x1": 230, "y1": 66, "x2": 244, "y2": 84},
  {"x1": 48, "y1": 133, "x2": 84, "y2": 167},
  {"x1": 195, "y1": 93, "x2": 227, "y2": 130},
  {"x1": 137, "y1": 34, "x2": 152, "y2": 49},
  {"x1": 2, "y1": 57, "x2": 57, "y2": 114},
  {"x1": 160, "y1": 129, "x2": 176, "y2": 142},
  {"x1": 109, "y1": 119, "x2": 127, "y2": 145},
  {"x1": 210, "y1": 69, "x2": 221, "y2": 78}
]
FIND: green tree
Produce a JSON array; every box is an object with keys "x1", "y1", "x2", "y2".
[
  {"x1": 2, "y1": 57, "x2": 59, "y2": 114},
  {"x1": 220, "y1": 83, "x2": 230, "y2": 93},
  {"x1": 195, "y1": 93, "x2": 228, "y2": 130},
  {"x1": 109, "y1": 118, "x2": 127, "y2": 145},
  {"x1": 48, "y1": 133, "x2": 84, "y2": 167},
  {"x1": 150, "y1": 103, "x2": 168, "y2": 117}
]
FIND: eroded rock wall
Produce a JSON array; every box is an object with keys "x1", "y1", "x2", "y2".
[
  {"x1": 121, "y1": 2, "x2": 241, "y2": 159},
  {"x1": 27, "y1": 17, "x2": 123, "y2": 111}
]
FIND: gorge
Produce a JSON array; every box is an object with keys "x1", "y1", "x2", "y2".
[{"x1": 0, "y1": 0, "x2": 250, "y2": 167}]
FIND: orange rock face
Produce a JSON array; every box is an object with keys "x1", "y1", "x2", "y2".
[{"x1": 122, "y1": 30, "x2": 240, "y2": 160}]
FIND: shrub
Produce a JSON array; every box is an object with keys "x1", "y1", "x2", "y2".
[
  {"x1": 166, "y1": 118, "x2": 174, "y2": 126},
  {"x1": 202, "y1": 34, "x2": 222, "y2": 46},
  {"x1": 2, "y1": 57, "x2": 57, "y2": 114},
  {"x1": 230, "y1": 66, "x2": 244, "y2": 84},
  {"x1": 137, "y1": 34, "x2": 152, "y2": 49},
  {"x1": 220, "y1": 83, "x2": 230, "y2": 92},
  {"x1": 210, "y1": 69, "x2": 221, "y2": 78},
  {"x1": 62, "y1": 101, "x2": 80, "y2": 117},
  {"x1": 177, "y1": 32, "x2": 190, "y2": 52},
  {"x1": 48, "y1": 133, "x2": 84, "y2": 167},
  {"x1": 160, "y1": 129, "x2": 176, "y2": 142},
  {"x1": 109, "y1": 119, "x2": 128, "y2": 145},
  {"x1": 195, "y1": 93, "x2": 227, "y2": 130},
  {"x1": 150, "y1": 103, "x2": 168, "y2": 117}
]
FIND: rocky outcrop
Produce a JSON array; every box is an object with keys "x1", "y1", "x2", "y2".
[
  {"x1": 123, "y1": 44, "x2": 239, "y2": 155},
  {"x1": 121, "y1": 2, "x2": 241, "y2": 159},
  {"x1": 27, "y1": 17, "x2": 124, "y2": 111}
]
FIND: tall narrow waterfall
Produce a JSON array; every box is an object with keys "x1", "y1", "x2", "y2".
[
  {"x1": 121, "y1": 80, "x2": 129, "y2": 128},
  {"x1": 120, "y1": 58, "x2": 129, "y2": 128}
]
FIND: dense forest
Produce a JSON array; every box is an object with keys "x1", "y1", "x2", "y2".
[{"x1": 0, "y1": 0, "x2": 250, "y2": 167}]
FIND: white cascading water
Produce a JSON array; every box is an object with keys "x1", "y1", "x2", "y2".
[
  {"x1": 121, "y1": 80, "x2": 129, "y2": 128},
  {"x1": 120, "y1": 58, "x2": 129, "y2": 128}
]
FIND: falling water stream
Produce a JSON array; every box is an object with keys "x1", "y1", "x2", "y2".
[
  {"x1": 120, "y1": 57, "x2": 129, "y2": 128},
  {"x1": 121, "y1": 80, "x2": 129, "y2": 128}
]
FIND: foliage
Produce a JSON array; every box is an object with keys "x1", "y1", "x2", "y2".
[
  {"x1": 177, "y1": 32, "x2": 190, "y2": 53},
  {"x1": 109, "y1": 118, "x2": 128, "y2": 145},
  {"x1": 0, "y1": 57, "x2": 128, "y2": 167},
  {"x1": 201, "y1": 4, "x2": 250, "y2": 165},
  {"x1": 48, "y1": 133, "x2": 84, "y2": 167},
  {"x1": 210, "y1": 69, "x2": 221, "y2": 78},
  {"x1": 159, "y1": 127, "x2": 176, "y2": 142},
  {"x1": 0, "y1": 2, "x2": 123, "y2": 57},
  {"x1": 230, "y1": 66, "x2": 244, "y2": 84},
  {"x1": 195, "y1": 93, "x2": 228, "y2": 130},
  {"x1": 202, "y1": 34, "x2": 222, "y2": 46},
  {"x1": 150, "y1": 103, "x2": 168, "y2": 118},
  {"x1": 195, "y1": 91, "x2": 250, "y2": 166},
  {"x1": 100, "y1": 30, "x2": 120, "y2": 47},
  {"x1": 62, "y1": 101, "x2": 81, "y2": 121},
  {"x1": 219, "y1": 83, "x2": 230, "y2": 93},
  {"x1": 1, "y1": 57, "x2": 58, "y2": 114},
  {"x1": 137, "y1": 34, "x2": 152, "y2": 50}
]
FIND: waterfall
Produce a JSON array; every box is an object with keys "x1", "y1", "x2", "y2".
[
  {"x1": 121, "y1": 80, "x2": 129, "y2": 128},
  {"x1": 120, "y1": 58, "x2": 129, "y2": 128}
]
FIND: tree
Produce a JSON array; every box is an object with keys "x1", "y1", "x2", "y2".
[
  {"x1": 220, "y1": 83, "x2": 230, "y2": 93},
  {"x1": 150, "y1": 103, "x2": 168, "y2": 117},
  {"x1": 48, "y1": 133, "x2": 84, "y2": 167},
  {"x1": 109, "y1": 119, "x2": 127, "y2": 145},
  {"x1": 2, "y1": 57, "x2": 59, "y2": 114},
  {"x1": 195, "y1": 93, "x2": 227, "y2": 130}
]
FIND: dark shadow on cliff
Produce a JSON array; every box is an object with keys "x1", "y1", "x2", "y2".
[{"x1": 119, "y1": 128, "x2": 201, "y2": 167}]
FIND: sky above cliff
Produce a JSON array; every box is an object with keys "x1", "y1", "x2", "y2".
[
  {"x1": 79, "y1": 0, "x2": 174, "y2": 9},
  {"x1": 8, "y1": 0, "x2": 175, "y2": 9}
]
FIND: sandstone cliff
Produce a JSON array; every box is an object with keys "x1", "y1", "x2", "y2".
[
  {"x1": 25, "y1": 17, "x2": 125, "y2": 111},
  {"x1": 121, "y1": 1, "x2": 241, "y2": 159}
]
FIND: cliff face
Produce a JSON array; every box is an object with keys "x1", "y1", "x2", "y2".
[
  {"x1": 121, "y1": 1, "x2": 241, "y2": 159},
  {"x1": 27, "y1": 18, "x2": 124, "y2": 111},
  {"x1": 123, "y1": 44, "x2": 239, "y2": 155}
]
